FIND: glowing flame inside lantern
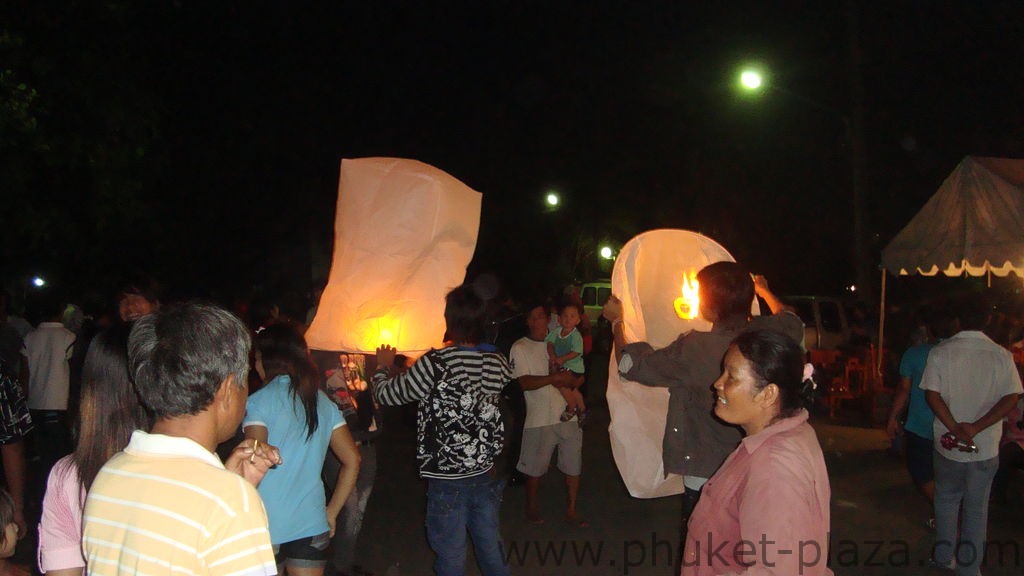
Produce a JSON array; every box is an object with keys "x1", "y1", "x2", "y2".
[
  {"x1": 362, "y1": 316, "x2": 403, "y2": 350},
  {"x1": 673, "y1": 273, "x2": 700, "y2": 320}
]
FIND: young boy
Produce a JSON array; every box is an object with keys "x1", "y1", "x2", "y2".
[
  {"x1": 546, "y1": 300, "x2": 586, "y2": 422},
  {"x1": 373, "y1": 284, "x2": 511, "y2": 576}
]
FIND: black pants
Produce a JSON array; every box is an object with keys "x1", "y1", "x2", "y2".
[
  {"x1": 29, "y1": 410, "x2": 71, "y2": 476},
  {"x1": 992, "y1": 441, "x2": 1024, "y2": 500}
]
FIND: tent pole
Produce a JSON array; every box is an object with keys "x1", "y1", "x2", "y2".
[
  {"x1": 987, "y1": 269, "x2": 992, "y2": 288},
  {"x1": 877, "y1": 268, "x2": 886, "y2": 380}
]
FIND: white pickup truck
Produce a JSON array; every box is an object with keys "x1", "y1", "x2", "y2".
[{"x1": 786, "y1": 295, "x2": 851, "y2": 350}]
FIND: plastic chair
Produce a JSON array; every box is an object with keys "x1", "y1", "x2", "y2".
[{"x1": 828, "y1": 356, "x2": 869, "y2": 418}]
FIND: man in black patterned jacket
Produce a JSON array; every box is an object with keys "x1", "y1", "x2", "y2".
[{"x1": 373, "y1": 284, "x2": 511, "y2": 576}]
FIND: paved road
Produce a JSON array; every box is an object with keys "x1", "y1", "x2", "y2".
[{"x1": 355, "y1": 403, "x2": 1024, "y2": 576}]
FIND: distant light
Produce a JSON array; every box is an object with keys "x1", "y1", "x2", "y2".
[
  {"x1": 32, "y1": 276, "x2": 46, "y2": 288},
  {"x1": 847, "y1": 284, "x2": 857, "y2": 292},
  {"x1": 740, "y1": 70, "x2": 763, "y2": 90},
  {"x1": 599, "y1": 246, "x2": 614, "y2": 260},
  {"x1": 545, "y1": 192, "x2": 560, "y2": 207}
]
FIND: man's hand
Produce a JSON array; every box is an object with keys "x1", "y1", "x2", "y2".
[
  {"x1": 225, "y1": 438, "x2": 283, "y2": 487},
  {"x1": 885, "y1": 417, "x2": 902, "y2": 441},
  {"x1": 376, "y1": 344, "x2": 397, "y2": 369},
  {"x1": 602, "y1": 294, "x2": 623, "y2": 323},
  {"x1": 752, "y1": 275, "x2": 771, "y2": 297},
  {"x1": 958, "y1": 422, "x2": 978, "y2": 441},
  {"x1": 950, "y1": 422, "x2": 976, "y2": 444},
  {"x1": 327, "y1": 512, "x2": 337, "y2": 538},
  {"x1": 751, "y1": 274, "x2": 793, "y2": 314},
  {"x1": 550, "y1": 370, "x2": 578, "y2": 389}
]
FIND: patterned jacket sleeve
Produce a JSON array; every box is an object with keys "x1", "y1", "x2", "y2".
[{"x1": 372, "y1": 352, "x2": 437, "y2": 406}]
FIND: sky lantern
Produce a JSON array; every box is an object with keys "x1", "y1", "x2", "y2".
[
  {"x1": 305, "y1": 158, "x2": 481, "y2": 354},
  {"x1": 607, "y1": 229, "x2": 759, "y2": 498}
]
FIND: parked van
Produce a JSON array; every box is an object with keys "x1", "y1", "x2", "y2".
[
  {"x1": 786, "y1": 296, "x2": 851, "y2": 350},
  {"x1": 579, "y1": 280, "x2": 612, "y2": 327}
]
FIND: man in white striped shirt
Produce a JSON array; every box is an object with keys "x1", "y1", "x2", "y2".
[{"x1": 83, "y1": 303, "x2": 279, "y2": 576}]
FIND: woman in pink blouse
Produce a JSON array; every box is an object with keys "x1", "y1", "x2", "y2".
[
  {"x1": 683, "y1": 330, "x2": 832, "y2": 576},
  {"x1": 38, "y1": 325, "x2": 151, "y2": 576}
]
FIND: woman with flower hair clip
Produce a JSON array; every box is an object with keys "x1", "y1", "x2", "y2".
[{"x1": 682, "y1": 330, "x2": 832, "y2": 576}]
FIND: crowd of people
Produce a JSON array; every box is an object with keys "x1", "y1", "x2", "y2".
[
  {"x1": 885, "y1": 300, "x2": 1024, "y2": 576},
  {"x1": 0, "y1": 263, "x2": 1020, "y2": 576}
]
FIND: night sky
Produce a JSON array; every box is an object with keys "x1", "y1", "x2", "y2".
[{"x1": 4, "y1": 2, "x2": 1023, "y2": 307}]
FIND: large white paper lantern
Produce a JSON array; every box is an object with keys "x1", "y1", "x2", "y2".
[
  {"x1": 608, "y1": 229, "x2": 758, "y2": 498},
  {"x1": 306, "y1": 158, "x2": 481, "y2": 354}
]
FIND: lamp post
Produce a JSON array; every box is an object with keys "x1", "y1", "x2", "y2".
[{"x1": 737, "y1": 61, "x2": 872, "y2": 303}]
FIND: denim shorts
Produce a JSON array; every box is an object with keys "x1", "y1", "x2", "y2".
[{"x1": 273, "y1": 531, "x2": 330, "y2": 568}]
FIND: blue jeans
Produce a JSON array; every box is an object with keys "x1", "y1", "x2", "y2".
[
  {"x1": 933, "y1": 452, "x2": 999, "y2": 576},
  {"x1": 426, "y1": 473, "x2": 508, "y2": 576}
]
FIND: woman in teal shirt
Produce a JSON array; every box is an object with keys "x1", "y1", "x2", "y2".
[{"x1": 244, "y1": 325, "x2": 360, "y2": 576}]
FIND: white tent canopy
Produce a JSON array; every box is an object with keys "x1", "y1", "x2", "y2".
[{"x1": 881, "y1": 156, "x2": 1024, "y2": 278}]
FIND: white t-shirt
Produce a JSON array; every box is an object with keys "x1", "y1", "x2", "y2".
[
  {"x1": 921, "y1": 330, "x2": 1023, "y2": 461},
  {"x1": 22, "y1": 322, "x2": 75, "y2": 410},
  {"x1": 510, "y1": 336, "x2": 573, "y2": 428}
]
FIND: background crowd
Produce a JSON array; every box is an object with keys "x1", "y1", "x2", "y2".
[{"x1": 0, "y1": 269, "x2": 1022, "y2": 575}]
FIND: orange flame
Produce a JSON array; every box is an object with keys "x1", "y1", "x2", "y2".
[{"x1": 673, "y1": 272, "x2": 700, "y2": 320}]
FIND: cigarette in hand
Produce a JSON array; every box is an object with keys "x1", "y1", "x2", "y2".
[{"x1": 250, "y1": 439, "x2": 259, "y2": 464}]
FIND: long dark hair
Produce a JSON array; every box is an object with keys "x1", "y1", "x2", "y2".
[
  {"x1": 255, "y1": 324, "x2": 319, "y2": 439},
  {"x1": 74, "y1": 324, "x2": 151, "y2": 492}
]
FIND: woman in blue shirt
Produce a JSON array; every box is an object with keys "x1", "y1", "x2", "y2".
[{"x1": 244, "y1": 325, "x2": 360, "y2": 576}]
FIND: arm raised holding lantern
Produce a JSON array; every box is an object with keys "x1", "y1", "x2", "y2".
[
  {"x1": 602, "y1": 293, "x2": 697, "y2": 388},
  {"x1": 602, "y1": 294, "x2": 629, "y2": 363},
  {"x1": 752, "y1": 274, "x2": 794, "y2": 315},
  {"x1": 602, "y1": 264, "x2": 805, "y2": 486},
  {"x1": 372, "y1": 344, "x2": 436, "y2": 405}
]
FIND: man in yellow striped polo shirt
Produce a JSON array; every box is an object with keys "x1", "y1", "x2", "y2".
[{"x1": 84, "y1": 303, "x2": 278, "y2": 576}]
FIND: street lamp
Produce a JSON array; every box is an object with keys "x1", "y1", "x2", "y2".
[
  {"x1": 545, "y1": 191, "x2": 560, "y2": 208},
  {"x1": 739, "y1": 69, "x2": 763, "y2": 91},
  {"x1": 734, "y1": 64, "x2": 871, "y2": 302},
  {"x1": 31, "y1": 276, "x2": 46, "y2": 288},
  {"x1": 599, "y1": 246, "x2": 614, "y2": 260}
]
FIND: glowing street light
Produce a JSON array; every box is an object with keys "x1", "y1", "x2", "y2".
[
  {"x1": 31, "y1": 276, "x2": 46, "y2": 288},
  {"x1": 733, "y1": 61, "x2": 872, "y2": 302},
  {"x1": 599, "y1": 246, "x2": 614, "y2": 260},
  {"x1": 545, "y1": 191, "x2": 560, "y2": 208},
  {"x1": 739, "y1": 69, "x2": 763, "y2": 91}
]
